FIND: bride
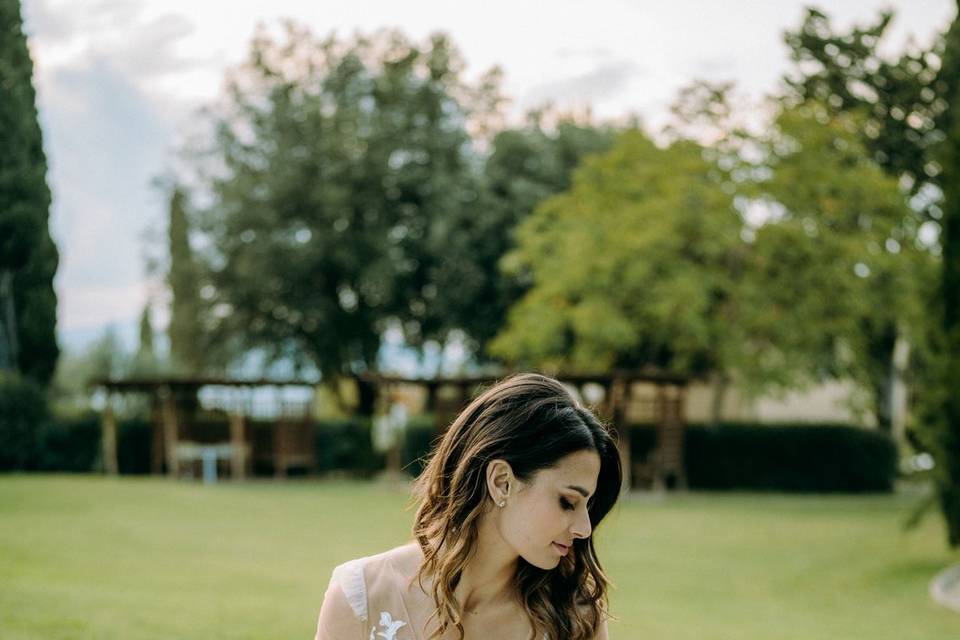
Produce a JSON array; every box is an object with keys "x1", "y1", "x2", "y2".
[{"x1": 314, "y1": 373, "x2": 622, "y2": 639}]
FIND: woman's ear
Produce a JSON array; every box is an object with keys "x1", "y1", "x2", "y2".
[{"x1": 486, "y1": 459, "x2": 514, "y2": 507}]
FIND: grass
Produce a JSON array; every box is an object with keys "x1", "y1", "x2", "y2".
[{"x1": 0, "y1": 475, "x2": 957, "y2": 639}]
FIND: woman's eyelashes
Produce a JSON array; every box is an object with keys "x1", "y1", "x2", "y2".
[{"x1": 560, "y1": 497, "x2": 576, "y2": 511}]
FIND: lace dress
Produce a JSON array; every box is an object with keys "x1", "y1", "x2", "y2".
[{"x1": 313, "y1": 546, "x2": 550, "y2": 640}]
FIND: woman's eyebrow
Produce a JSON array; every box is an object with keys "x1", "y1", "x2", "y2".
[{"x1": 566, "y1": 485, "x2": 591, "y2": 498}]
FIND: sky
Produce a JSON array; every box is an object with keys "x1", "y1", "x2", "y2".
[{"x1": 19, "y1": 0, "x2": 956, "y2": 353}]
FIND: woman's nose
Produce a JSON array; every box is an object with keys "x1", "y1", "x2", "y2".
[{"x1": 571, "y1": 508, "x2": 592, "y2": 539}]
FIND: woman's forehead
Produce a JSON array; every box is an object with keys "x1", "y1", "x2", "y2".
[{"x1": 538, "y1": 450, "x2": 600, "y2": 491}]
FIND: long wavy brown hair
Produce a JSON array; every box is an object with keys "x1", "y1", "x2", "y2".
[{"x1": 409, "y1": 373, "x2": 623, "y2": 640}]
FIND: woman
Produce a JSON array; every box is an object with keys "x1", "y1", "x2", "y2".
[{"x1": 314, "y1": 373, "x2": 622, "y2": 640}]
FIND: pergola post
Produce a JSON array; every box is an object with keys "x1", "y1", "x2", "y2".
[
  {"x1": 101, "y1": 396, "x2": 118, "y2": 475},
  {"x1": 605, "y1": 375, "x2": 631, "y2": 494},
  {"x1": 653, "y1": 383, "x2": 687, "y2": 490},
  {"x1": 150, "y1": 395, "x2": 164, "y2": 474},
  {"x1": 160, "y1": 385, "x2": 179, "y2": 478},
  {"x1": 229, "y1": 411, "x2": 247, "y2": 480}
]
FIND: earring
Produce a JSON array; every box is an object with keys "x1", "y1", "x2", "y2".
[{"x1": 498, "y1": 500, "x2": 505, "y2": 507}]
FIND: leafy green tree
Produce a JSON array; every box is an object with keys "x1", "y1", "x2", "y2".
[
  {"x1": 783, "y1": 7, "x2": 944, "y2": 215},
  {"x1": 781, "y1": 8, "x2": 944, "y2": 433},
  {"x1": 0, "y1": 0, "x2": 58, "y2": 385},
  {"x1": 489, "y1": 129, "x2": 748, "y2": 389},
  {"x1": 492, "y1": 104, "x2": 923, "y2": 428},
  {"x1": 188, "y1": 26, "x2": 499, "y2": 381},
  {"x1": 747, "y1": 103, "x2": 928, "y2": 424},
  {"x1": 433, "y1": 115, "x2": 617, "y2": 358}
]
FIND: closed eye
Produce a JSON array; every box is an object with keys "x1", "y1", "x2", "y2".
[{"x1": 560, "y1": 497, "x2": 575, "y2": 511}]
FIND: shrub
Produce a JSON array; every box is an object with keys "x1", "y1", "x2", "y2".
[
  {"x1": 0, "y1": 372, "x2": 48, "y2": 471},
  {"x1": 314, "y1": 417, "x2": 384, "y2": 477},
  {"x1": 629, "y1": 422, "x2": 898, "y2": 492},
  {"x1": 36, "y1": 414, "x2": 100, "y2": 472},
  {"x1": 117, "y1": 419, "x2": 153, "y2": 474},
  {"x1": 401, "y1": 414, "x2": 442, "y2": 477}
]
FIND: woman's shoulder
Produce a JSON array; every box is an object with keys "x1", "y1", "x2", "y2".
[
  {"x1": 332, "y1": 541, "x2": 423, "y2": 597},
  {"x1": 335, "y1": 541, "x2": 421, "y2": 576},
  {"x1": 334, "y1": 539, "x2": 416, "y2": 565}
]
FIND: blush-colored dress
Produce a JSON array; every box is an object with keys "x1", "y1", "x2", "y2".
[
  {"x1": 313, "y1": 544, "x2": 550, "y2": 640},
  {"x1": 315, "y1": 545, "x2": 439, "y2": 640}
]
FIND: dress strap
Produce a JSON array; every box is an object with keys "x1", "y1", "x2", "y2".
[{"x1": 332, "y1": 558, "x2": 368, "y2": 622}]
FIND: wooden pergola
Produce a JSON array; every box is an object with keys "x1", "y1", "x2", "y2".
[
  {"x1": 94, "y1": 378, "x2": 317, "y2": 480},
  {"x1": 95, "y1": 369, "x2": 687, "y2": 490},
  {"x1": 354, "y1": 369, "x2": 688, "y2": 491}
]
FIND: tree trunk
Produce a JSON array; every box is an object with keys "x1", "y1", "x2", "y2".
[
  {"x1": 942, "y1": 489, "x2": 960, "y2": 548},
  {"x1": 708, "y1": 371, "x2": 728, "y2": 429},
  {"x1": 889, "y1": 333, "x2": 911, "y2": 439}
]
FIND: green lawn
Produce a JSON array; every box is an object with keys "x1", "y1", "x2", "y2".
[{"x1": 0, "y1": 475, "x2": 957, "y2": 639}]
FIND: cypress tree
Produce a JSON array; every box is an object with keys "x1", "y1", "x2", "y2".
[
  {"x1": 0, "y1": 0, "x2": 59, "y2": 384},
  {"x1": 131, "y1": 301, "x2": 157, "y2": 375},
  {"x1": 935, "y1": 1, "x2": 960, "y2": 548},
  {"x1": 166, "y1": 186, "x2": 201, "y2": 374}
]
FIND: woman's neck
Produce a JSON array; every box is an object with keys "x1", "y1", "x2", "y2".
[{"x1": 453, "y1": 513, "x2": 519, "y2": 614}]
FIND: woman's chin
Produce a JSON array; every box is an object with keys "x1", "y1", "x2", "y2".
[{"x1": 522, "y1": 550, "x2": 562, "y2": 570}]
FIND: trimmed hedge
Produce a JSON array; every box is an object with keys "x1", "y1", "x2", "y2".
[
  {"x1": 629, "y1": 423, "x2": 898, "y2": 493},
  {"x1": 116, "y1": 419, "x2": 153, "y2": 474},
  {"x1": 400, "y1": 414, "x2": 442, "y2": 477},
  {"x1": 0, "y1": 372, "x2": 48, "y2": 470},
  {"x1": 314, "y1": 414, "x2": 439, "y2": 478},
  {"x1": 36, "y1": 415, "x2": 101, "y2": 472},
  {"x1": 5, "y1": 408, "x2": 898, "y2": 492},
  {"x1": 314, "y1": 418, "x2": 383, "y2": 477}
]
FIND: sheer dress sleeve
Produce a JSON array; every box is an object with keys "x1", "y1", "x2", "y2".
[{"x1": 314, "y1": 560, "x2": 368, "y2": 640}]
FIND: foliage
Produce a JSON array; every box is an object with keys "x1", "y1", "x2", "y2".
[
  {"x1": 166, "y1": 186, "x2": 204, "y2": 374},
  {"x1": 779, "y1": 6, "x2": 947, "y2": 435},
  {"x1": 0, "y1": 0, "x2": 59, "y2": 385},
  {"x1": 34, "y1": 414, "x2": 101, "y2": 473},
  {"x1": 783, "y1": 7, "x2": 945, "y2": 216},
  {"x1": 188, "y1": 26, "x2": 501, "y2": 379},
  {"x1": 445, "y1": 117, "x2": 617, "y2": 356},
  {"x1": 490, "y1": 128, "x2": 748, "y2": 381},
  {"x1": 0, "y1": 371, "x2": 47, "y2": 470},
  {"x1": 398, "y1": 413, "x2": 440, "y2": 476},
  {"x1": 130, "y1": 302, "x2": 161, "y2": 377},
  {"x1": 313, "y1": 417, "x2": 383, "y2": 477},
  {"x1": 746, "y1": 102, "x2": 930, "y2": 409},
  {"x1": 630, "y1": 423, "x2": 897, "y2": 493},
  {"x1": 913, "y1": 0, "x2": 960, "y2": 548},
  {"x1": 50, "y1": 327, "x2": 137, "y2": 417}
]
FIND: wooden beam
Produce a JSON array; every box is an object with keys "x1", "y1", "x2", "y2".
[
  {"x1": 160, "y1": 385, "x2": 179, "y2": 478},
  {"x1": 101, "y1": 398, "x2": 118, "y2": 475},
  {"x1": 608, "y1": 376, "x2": 631, "y2": 494},
  {"x1": 229, "y1": 412, "x2": 247, "y2": 480},
  {"x1": 151, "y1": 395, "x2": 163, "y2": 475}
]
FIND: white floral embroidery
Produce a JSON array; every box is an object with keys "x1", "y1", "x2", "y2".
[{"x1": 369, "y1": 611, "x2": 407, "y2": 640}]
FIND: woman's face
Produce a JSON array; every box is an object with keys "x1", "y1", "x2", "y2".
[{"x1": 498, "y1": 449, "x2": 601, "y2": 570}]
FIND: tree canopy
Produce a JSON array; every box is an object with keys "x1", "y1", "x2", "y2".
[
  {"x1": 188, "y1": 26, "x2": 500, "y2": 379},
  {"x1": 0, "y1": 0, "x2": 59, "y2": 385}
]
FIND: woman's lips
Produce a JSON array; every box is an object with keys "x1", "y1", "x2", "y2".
[{"x1": 552, "y1": 542, "x2": 569, "y2": 556}]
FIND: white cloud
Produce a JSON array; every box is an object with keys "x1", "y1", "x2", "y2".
[{"x1": 525, "y1": 60, "x2": 644, "y2": 107}]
